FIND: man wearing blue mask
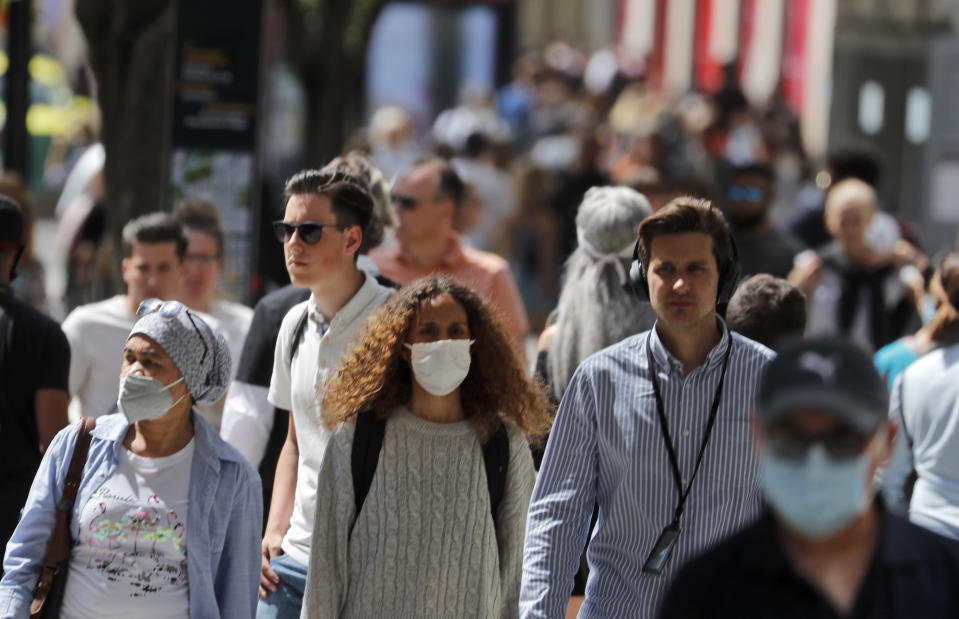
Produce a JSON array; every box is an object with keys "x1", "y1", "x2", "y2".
[{"x1": 659, "y1": 337, "x2": 959, "y2": 618}]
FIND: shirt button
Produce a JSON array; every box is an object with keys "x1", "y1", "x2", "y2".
[{"x1": 683, "y1": 429, "x2": 690, "y2": 437}]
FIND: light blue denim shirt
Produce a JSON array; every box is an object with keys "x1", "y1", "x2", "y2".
[{"x1": 0, "y1": 412, "x2": 262, "y2": 618}]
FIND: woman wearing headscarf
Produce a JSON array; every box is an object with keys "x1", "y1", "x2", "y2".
[
  {"x1": 532, "y1": 186, "x2": 655, "y2": 599},
  {"x1": 0, "y1": 298, "x2": 262, "y2": 618},
  {"x1": 300, "y1": 277, "x2": 551, "y2": 619},
  {"x1": 537, "y1": 185, "x2": 656, "y2": 404}
]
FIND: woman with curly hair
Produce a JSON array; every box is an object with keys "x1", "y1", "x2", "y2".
[{"x1": 301, "y1": 276, "x2": 551, "y2": 618}]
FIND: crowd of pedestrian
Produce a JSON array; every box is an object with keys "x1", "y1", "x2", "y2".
[{"x1": 2, "y1": 40, "x2": 959, "y2": 619}]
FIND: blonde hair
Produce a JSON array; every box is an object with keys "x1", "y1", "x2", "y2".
[{"x1": 824, "y1": 178, "x2": 876, "y2": 229}]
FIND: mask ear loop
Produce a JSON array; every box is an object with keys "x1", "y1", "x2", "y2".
[{"x1": 164, "y1": 375, "x2": 188, "y2": 410}]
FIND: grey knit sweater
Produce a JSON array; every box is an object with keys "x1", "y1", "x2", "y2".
[{"x1": 301, "y1": 406, "x2": 535, "y2": 618}]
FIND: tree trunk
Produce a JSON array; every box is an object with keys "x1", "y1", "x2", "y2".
[
  {"x1": 285, "y1": 0, "x2": 387, "y2": 166},
  {"x1": 75, "y1": 0, "x2": 175, "y2": 277}
]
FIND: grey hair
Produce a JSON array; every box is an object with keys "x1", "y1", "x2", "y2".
[{"x1": 548, "y1": 186, "x2": 657, "y2": 401}]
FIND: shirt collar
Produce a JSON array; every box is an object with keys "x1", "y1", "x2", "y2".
[
  {"x1": 90, "y1": 410, "x2": 237, "y2": 470},
  {"x1": 306, "y1": 295, "x2": 329, "y2": 332},
  {"x1": 319, "y1": 271, "x2": 381, "y2": 331},
  {"x1": 647, "y1": 315, "x2": 731, "y2": 373}
]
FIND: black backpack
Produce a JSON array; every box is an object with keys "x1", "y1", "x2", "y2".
[{"x1": 349, "y1": 409, "x2": 510, "y2": 539}]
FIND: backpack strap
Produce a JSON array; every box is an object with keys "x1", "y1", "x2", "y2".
[
  {"x1": 287, "y1": 305, "x2": 310, "y2": 366},
  {"x1": 0, "y1": 304, "x2": 9, "y2": 362},
  {"x1": 482, "y1": 423, "x2": 510, "y2": 531},
  {"x1": 898, "y1": 375, "x2": 919, "y2": 502},
  {"x1": 350, "y1": 410, "x2": 386, "y2": 533}
]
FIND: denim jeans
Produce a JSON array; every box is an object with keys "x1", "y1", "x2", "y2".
[{"x1": 256, "y1": 554, "x2": 309, "y2": 619}]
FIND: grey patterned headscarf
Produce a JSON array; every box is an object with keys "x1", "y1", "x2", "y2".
[{"x1": 128, "y1": 304, "x2": 232, "y2": 403}]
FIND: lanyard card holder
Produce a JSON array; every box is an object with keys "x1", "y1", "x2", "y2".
[
  {"x1": 642, "y1": 521, "x2": 681, "y2": 575},
  {"x1": 640, "y1": 333, "x2": 733, "y2": 577}
]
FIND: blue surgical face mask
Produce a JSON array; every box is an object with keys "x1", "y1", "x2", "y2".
[{"x1": 760, "y1": 443, "x2": 872, "y2": 539}]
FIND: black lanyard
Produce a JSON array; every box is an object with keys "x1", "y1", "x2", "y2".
[{"x1": 645, "y1": 331, "x2": 732, "y2": 527}]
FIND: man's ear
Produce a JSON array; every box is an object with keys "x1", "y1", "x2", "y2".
[
  {"x1": 439, "y1": 196, "x2": 456, "y2": 224},
  {"x1": 343, "y1": 225, "x2": 363, "y2": 256}
]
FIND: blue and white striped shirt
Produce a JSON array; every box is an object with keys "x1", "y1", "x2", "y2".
[{"x1": 520, "y1": 320, "x2": 775, "y2": 618}]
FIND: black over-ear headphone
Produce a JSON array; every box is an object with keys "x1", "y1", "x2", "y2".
[{"x1": 627, "y1": 225, "x2": 741, "y2": 306}]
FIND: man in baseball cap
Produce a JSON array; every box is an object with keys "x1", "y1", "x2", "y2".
[{"x1": 659, "y1": 337, "x2": 959, "y2": 618}]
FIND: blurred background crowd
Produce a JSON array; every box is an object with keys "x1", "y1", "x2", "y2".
[{"x1": 0, "y1": 0, "x2": 957, "y2": 338}]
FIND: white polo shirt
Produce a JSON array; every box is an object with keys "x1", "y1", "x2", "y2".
[{"x1": 267, "y1": 272, "x2": 392, "y2": 567}]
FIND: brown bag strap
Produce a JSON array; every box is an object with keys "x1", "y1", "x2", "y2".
[{"x1": 31, "y1": 417, "x2": 95, "y2": 608}]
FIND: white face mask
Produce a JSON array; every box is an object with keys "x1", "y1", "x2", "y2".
[
  {"x1": 405, "y1": 339, "x2": 474, "y2": 396},
  {"x1": 117, "y1": 373, "x2": 186, "y2": 423}
]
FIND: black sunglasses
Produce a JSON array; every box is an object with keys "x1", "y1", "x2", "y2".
[
  {"x1": 766, "y1": 424, "x2": 873, "y2": 460},
  {"x1": 136, "y1": 298, "x2": 209, "y2": 366},
  {"x1": 391, "y1": 193, "x2": 417, "y2": 211},
  {"x1": 272, "y1": 221, "x2": 335, "y2": 245}
]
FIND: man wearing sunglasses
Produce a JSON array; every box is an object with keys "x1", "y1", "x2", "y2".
[
  {"x1": 659, "y1": 337, "x2": 959, "y2": 618},
  {"x1": 62, "y1": 212, "x2": 186, "y2": 419},
  {"x1": 369, "y1": 158, "x2": 529, "y2": 355},
  {"x1": 257, "y1": 169, "x2": 392, "y2": 618},
  {"x1": 722, "y1": 163, "x2": 802, "y2": 279}
]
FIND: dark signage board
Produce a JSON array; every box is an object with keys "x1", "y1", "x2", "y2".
[
  {"x1": 171, "y1": 0, "x2": 262, "y2": 150},
  {"x1": 168, "y1": 0, "x2": 263, "y2": 303}
]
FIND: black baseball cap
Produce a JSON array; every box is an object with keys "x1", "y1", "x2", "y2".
[
  {"x1": 758, "y1": 337, "x2": 889, "y2": 435},
  {"x1": 0, "y1": 195, "x2": 24, "y2": 248}
]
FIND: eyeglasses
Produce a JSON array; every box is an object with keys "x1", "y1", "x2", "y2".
[
  {"x1": 271, "y1": 221, "x2": 335, "y2": 245},
  {"x1": 184, "y1": 252, "x2": 220, "y2": 266},
  {"x1": 136, "y1": 298, "x2": 208, "y2": 366},
  {"x1": 766, "y1": 424, "x2": 873, "y2": 460},
  {"x1": 391, "y1": 193, "x2": 417, "y2": 211},
  {"x1": 728, "y1": 185, "x2": 764, "y2": 204}
]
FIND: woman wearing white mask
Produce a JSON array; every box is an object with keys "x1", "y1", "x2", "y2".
[
  {"x1": 0, "y1": 299, "x2": 262, "y2": 618},
  {"x1": 300, "y1": 277, "x2": 551, "y2": 619}
]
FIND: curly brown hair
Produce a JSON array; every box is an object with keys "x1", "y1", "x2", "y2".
[{"x1": 322, "y1": 277, "x2": 553, "y2": 444}]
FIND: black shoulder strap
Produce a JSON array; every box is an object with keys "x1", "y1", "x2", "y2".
[
  {"x1": 0, "y1": 304, "x2": 10, "y2": 364},
  {"x1": 288, "y1": 305, "x2": 310, "y2": 366},
  {"x1": 349, "y1": 412, "x2": 511, "y2": 537},
  {"x1": 898, "y1": 377, "x2": 913, "y2": 450},
  {"x1": 0, "y1": 306, "x2": 11, "y2": 422},
  {"x1": 483, "y1": 423, "x2": 510, "y2": 530},
  {"x1": 351, "y1": 410, "x2": 387, "y2": 528}
]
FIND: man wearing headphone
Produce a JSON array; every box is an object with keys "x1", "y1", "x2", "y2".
[{"x1": 521, "y1": 197, "x2": 776, "y2": 619}]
